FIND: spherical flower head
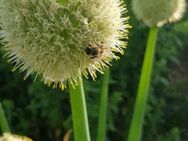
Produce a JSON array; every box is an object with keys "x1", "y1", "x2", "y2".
[
  {"x1": 0, "y1": 0, "x2": 129, "y2": 87},
  {"x1": 132, "y1": 0, "x2": 186, "y2": 27},
  {"x1": 0, "y1": 133, "x2": 32, "y2": 141}
]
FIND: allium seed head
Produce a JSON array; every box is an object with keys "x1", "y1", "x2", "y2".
[
  {"x1": 132, "y1": 0, "x2": 186, "y2": 27},
  {"x1": 0, "y1": 0, "x2": 129, "y2": 87},
  {"x1": 0, "y1": 133, "x2": 32, "y2": 141}
]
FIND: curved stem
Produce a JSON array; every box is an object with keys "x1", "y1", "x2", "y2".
[
  {"x1": 96, "y1": 69, "x2": 110, "y2": 141},
  {"x1": 127, "y1": 27, "x2": 158, "y2": 141},
  {"x1": 68, "y1": 72, "x2": 91, "y2": 141},
  {"x1": 0, "y1": 102, "x2": 10, "y2": 133}
]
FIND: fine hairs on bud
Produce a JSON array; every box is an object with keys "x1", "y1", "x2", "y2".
[
  {"x1": 0, "y1": 0, "x2": 129, "y2": 88},
  {"x1": 0, "y1": 133, "x2": 32, "y2": 141},
  {"x1": 132, "y1": 0, "x2": 186, "y2": 27}
]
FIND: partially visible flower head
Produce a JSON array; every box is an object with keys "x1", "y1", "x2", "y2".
[
  {"x1": 0, "y1": 133, "x2": 32, "y2": 141},
  {"x1": 132, "y1": 0, "x2": 186, "y2": 27},
  {"x1": 0, "y1": 0, "x2": 129, "y2": 88}
]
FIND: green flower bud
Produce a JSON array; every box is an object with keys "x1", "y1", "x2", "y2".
[
  {"x1": 0, "y1": 0, "x2": 129, "y2": 88},
  {"x1": 0, "y1": 133, "x2": 32, "y2": 141},
  {"x1": 132, "y1": 0, "x2": 186, "y2": 27}
]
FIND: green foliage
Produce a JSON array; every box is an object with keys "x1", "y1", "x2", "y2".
[
  {"x1": 157, "y1": 128, "x2": 181, "y2": 141},
  {"x1": 0, "y1": 102, "x2": 10, "y2": 132},
  {"x1": 0, "y1": 1, "x2": 188, "y2": 141},
  {"x1": 0, "y1": 60, "x2": 71, "y2": 140}
]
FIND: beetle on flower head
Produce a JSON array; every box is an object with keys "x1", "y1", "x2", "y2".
[{"x1": 0, "y1": 0, "x2": 129, "y2": 88}]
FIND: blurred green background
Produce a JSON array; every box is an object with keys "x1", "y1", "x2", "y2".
[{"x1": 0, "y1": 0, "x2": 188, "y2": 141}]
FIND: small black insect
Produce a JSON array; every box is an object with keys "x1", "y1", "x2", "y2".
[{"x1": 84, "y1": 43, "x2": 104, "y2": 59}]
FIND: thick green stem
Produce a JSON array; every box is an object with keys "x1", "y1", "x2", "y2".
[
  {"x1": 0, "y1": 102, "x2": 10, "y2": 133},
  {"x1": 127, "y1": 27, "x2": 158, "y2": 141},
  {"x1": 69, "y1": 72, "x2": 91, "y2": 141},
  {"x1": 96, "y1": 69, "x2": 110, "y2": 141}
]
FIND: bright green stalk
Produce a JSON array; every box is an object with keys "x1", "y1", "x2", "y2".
[
  {"x1": 69, "y1": 72, "x2": 91, "y2": 141},
  {"x1": 127, "y1": 27, "x2": 158, "y2": 141},
  {"x1": 0, "y1": 102, "x2": 10, "y2": 133},
  {"x1": 96, "y1": 69, "x2": 110, "y2": 141}
]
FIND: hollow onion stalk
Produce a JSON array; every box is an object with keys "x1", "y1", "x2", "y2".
[
  {"x1": 96, "y1": 69, "x2": 110, "y2": 141},
  {"x1": 127, "y1": 27, "x2": 158, "y2": 141},
  {"x1": 68, "y1": 71, "x2": 91, "y2": 141}
]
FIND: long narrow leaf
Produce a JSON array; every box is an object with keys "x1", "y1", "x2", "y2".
[{"x1": 0, "y1": 102, "x2": 10, "y2": 133}]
